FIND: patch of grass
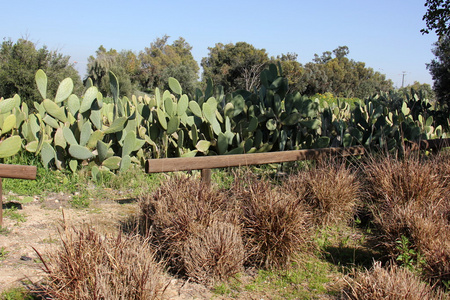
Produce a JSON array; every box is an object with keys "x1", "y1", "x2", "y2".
[
  {"x1": 0, "y1": 286, "x2": 36, "y2": 300},
  {"x1": 0, "y1": 226, "x2": 11, "y2": 235},
  {"x1": 244, "y1": 256, "x2": 340, "y2": 299},
  {"x1": 4, "y1": 208, "x2": 26, "y2": 223},
  {"x1": 0, "y1": 246, "x2": 9, "y2": 260},
  {"x1": 69, "y1": 193, "x2": 91, "y2": 209}
]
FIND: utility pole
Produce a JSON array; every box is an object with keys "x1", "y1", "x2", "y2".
[{"x1": 401, "y1": 71, "x2": 407, "y2": 88}]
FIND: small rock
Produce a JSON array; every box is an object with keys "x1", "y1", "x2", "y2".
[{"x1": 20, "y1": 256, "x2": 32, "y2": 261}]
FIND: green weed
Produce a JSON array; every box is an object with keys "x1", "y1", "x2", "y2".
[
  {"x1": 0, "y1": 286, "x2": 36, "y2": 300},
  {"x1": 396, "y1": 235, "x2": 426, "y2": 273},
  {"x1": 4, "y1": 208, "x2": 26, "y2": 223},
  {"x1": 244, "y1": 257, "x2": 340, "y2": 299},
  {"x1": 0, "y1": 226, "x2": 11, "y2": 235},
  {"x1": 0, "y1": 247, "x2": 9, "y2": 260},
  {"x1": 69, "y1": 193, "x2": 91, "y2": 209}
]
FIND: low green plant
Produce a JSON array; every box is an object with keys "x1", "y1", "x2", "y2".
[
  {"x1": 244, "y1": 257, "x2": 340, "y2": 299},
  {"x1": 0, "y1": 287, "x2": 36, "y2": 300},
  {"x1": 69, "y1": 193, "x2": 90, "y2": 209},
  {"x1": 4, "y1": 208, "x2": 26, "y2": 223},
  {"x1": 0, "y1": 247, "x2": 9, "y2": 260},
  {"x1": 396, "y1": 235, "x2": 426, "y2": 272},
  {"x1": 0, "y1": 226, "x2": 11, "y2": 235}
]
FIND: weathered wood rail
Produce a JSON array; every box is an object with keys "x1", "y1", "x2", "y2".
[
  {"x1": 145, "y1": 138, "x2": 450, "y2": 185},
  {"x1": 0, "y1": 164, "x2": 37, "y2": 227},
  {"x1": 146, "y1": 146, "x2": 365, "y2": 185}
]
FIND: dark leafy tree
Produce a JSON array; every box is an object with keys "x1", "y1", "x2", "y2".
[
  {"x1": 86, "y1": 46, "x2": 138, "y2": 97},
  {"x1": 0, "y1": 38, "x2": 82, "y2": 106},
  {"x1": 138, "y1": 36, "x2": 199, "y2": 96},
  {"x1": 201, "y1": 42, "x2": 269, "y2": 93},
  {"x1": 422, "y1": 0, "x2": 450, "y2": 37},
  {"x1": 427, "y1": 35, "x2": 450, "y2": 112},
  {"x1": 301, "y1": 46, "x2": 393, "y2": 98}
]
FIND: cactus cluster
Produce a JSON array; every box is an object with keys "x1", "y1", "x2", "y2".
[{"x1": 0, "y1": 65, "x2": 447, "y2": 174}]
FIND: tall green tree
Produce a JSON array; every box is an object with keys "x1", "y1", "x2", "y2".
[
  {"x1": 301, "y1": 46, "x2": 392, "y2": 98},
  {"x1": 201, "y1": 42, "x2": 269, "y2": 93},
  {"x1": 138, "y1": 36, "x2": 199, "y2": 96},
  {"x1": 427, "y1": 35, "x2": 450, "y2": 111},
  {"x1": 271, "y1": 53, "x2": 306, "y2": 94},
  {"x1": 422, "y1": 0, "x2": 450, "y2": 37},
  {"x1": 86, "y1": 46, "x2": 138, "y2": 97},
  {"x1": 0, "y1": 38, "x2": 82, "y2": 106}
]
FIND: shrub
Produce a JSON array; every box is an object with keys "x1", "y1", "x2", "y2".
[
  {"x1": 289, "y1": 161, "x2": 361, "y2": 226},
  {"x1": 341, "y1": 261, "x2": 445, "y2": 300},
  {"x1": 138, "y1": 176, "x2": 240, "y2": 275},
  {"x1": 36, "y1": 225, "x2": 167, "y2": 300},
  {"x1": 232, "y1": 175, "x2": 311, "y2": 268},
  {"x1": 182, "y1": 220, "x2": 244, "y2": 285},
  {"x1": 364, "y1": 155, "x2": 450, "y2": 283}
]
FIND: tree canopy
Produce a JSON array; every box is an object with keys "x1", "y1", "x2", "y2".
[
  {"x1": 86, "y1": 46, "x2": 138, "y2": 97},
  {"x1": 0, "y1": 38, "x2": 82, "y2": 106},
  {"x1": 138, "y1": 36, "x2": 199, "y2": 96},
  {"x1": 201, "y1": 42, "x2": 269, "y2": 93},
  {"x1": 427, "y1": 35, "x2": 450, "y2": 111},
  {"x1": 300, "y1": 46, "x2": 393, "y2": 98},
  {"x1": 422, "y1": 0, "x2": 450, "y2": 37}
]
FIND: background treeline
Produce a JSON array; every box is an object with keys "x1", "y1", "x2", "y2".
[{"x1": 0, "y1": 36, "x2": 432, "y2": 108}]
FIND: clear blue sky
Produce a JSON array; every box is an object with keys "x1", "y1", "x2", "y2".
[{"x1": 1, "y1": 0, "x2": 439, "y2": 88}]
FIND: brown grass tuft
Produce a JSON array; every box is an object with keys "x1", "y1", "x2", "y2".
[
  {"x1": 232, "y1": 175, "x2": 311, "y2": 268},
  {"x1": 138, "y1": 176, "x2": 240, "y2": 277},
  {"x1": 182, "y1": 220, "x2": 245, "y2": 285},
  {"x1": 36, "y1": 225, "x2": 167, "y2": 300},
  {"x1": 341, "y1": 262, "x2": 445, "y2": 300},
  {"x1": 364, "y1": 155, "x2": 450, "y2": 283},
  {"x1": 298, "y1": 161, "x2": 361, "y2": 226}
]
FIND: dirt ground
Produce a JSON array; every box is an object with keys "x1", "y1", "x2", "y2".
[{"x1": 0, "y1": 191, "x2": 231, "y2": 300}]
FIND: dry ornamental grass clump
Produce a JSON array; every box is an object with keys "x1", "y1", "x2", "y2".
[
  {"x1": 139, "y1": 176, "x2": 243, "y2": 282},
  {"x1": 232, "y1": 175, "x2": 312, "y2": 268},
  {"x1": 36, "y1": 225, "x2": 168, "y2": 300},
  {"x1": 182, "y1": 220, "x2": 245, "y2": 285},
  {"x1": 285, "y1": 161, "x2": 361, "y2": 226},
  {"x1": 364, "y1": 155, "x2": 450, "y2": 284},
  {"x1": 341, "y1": 261, "x2": 446, "y2": 300}
]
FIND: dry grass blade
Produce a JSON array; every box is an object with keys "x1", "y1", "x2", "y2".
[
  {"x1": 182, "y1": 220, "x2": 245, "y2": 285},
  {"x1": 138, "y1": 176, "x2": 240, "y2": 274},
  {"x1": 35, "y1": 224, "x2": 168, "y2": 300},
  {"x1": 233, "y1": 175, "x2": 311, "y2": 268},
  {"x1": 341, "y1": 261, "x2": 446, "y2": 300}
]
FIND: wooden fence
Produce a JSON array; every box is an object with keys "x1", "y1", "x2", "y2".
[
  {"x1": 146, "y1": 138, "x2": 450, "y2": 185},
  {"x1": 146, "y1": 146, "x2": 365, "y2": 185},
  {"x1": 0, "y1": 164, "x2": 37, "y2": 227}
]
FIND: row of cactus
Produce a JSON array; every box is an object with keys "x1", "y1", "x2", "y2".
[{"x1": 0, "y1": 65, "x2": 447, "y2": 174}]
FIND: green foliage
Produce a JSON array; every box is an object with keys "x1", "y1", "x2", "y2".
[
  {"x1": 302, "y1": 46, "x2": 393, "y2": 98},
  {"x1": 138, "y1": 36, "x2": 199, "y2": 96},
  {"x1": 428, "y1": 34, "x2": 450, "y2": 114},
  {"x1": 422, "y1": 0, "x2": 450, "y2": 37},
  {"x1": 4, "y1": 208, "x2": 26, "y2": 223},
  {"x1": 396, "y1": 235, "x2": 426, "y2": 272},
  {"x1": 201, "y1": 41, "x2": 269, "y2": 92},
  {"x1": 0, "y1": 246, "x2": 9, "y2": 260},
  {"x1": 0, "y1": 38, "x2": 82, "y2": 108}
]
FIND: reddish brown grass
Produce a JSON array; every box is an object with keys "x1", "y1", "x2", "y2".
[
  {"x1": 364, "y1": 155, "x2": 450, "y2": 283},
  {"x1": 35, "y1": 225, "x2": 167, "y2": 300},
  {"x1": 341, "y1": 261, "x2": 446, "y2": 300},
  {"x1": 231, "y1": 175, "x2": 311, "y2": 268},
  {"x1": 284, "y1": 161, "x2": 361, "y2": 226},
  {"x1": 182, "y1": 220, "x2": 244, "y2": 285}
]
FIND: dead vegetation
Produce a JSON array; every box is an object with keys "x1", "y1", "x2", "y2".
[{"x1": 25, "y1": 154, "x2": 449, "y2": 299}]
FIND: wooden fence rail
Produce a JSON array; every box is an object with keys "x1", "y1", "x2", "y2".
[
  {"x1": 0, "y1": 164, "x2": 37, "y2": 227},
  {"x1": 146, "y1": 146, "x2": 365, "y2": 185}
]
